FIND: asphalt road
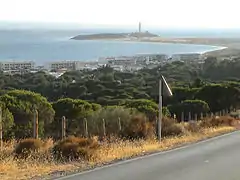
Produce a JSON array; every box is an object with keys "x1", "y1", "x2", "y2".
[{"x1": 56, "y1": 131, "x2": 240, "y2": 180}]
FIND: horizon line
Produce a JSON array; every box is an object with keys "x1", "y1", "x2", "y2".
[{"x1": 1, "y1": 20, "x2": 240, "y2": 30}]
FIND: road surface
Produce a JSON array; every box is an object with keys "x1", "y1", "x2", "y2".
[{"x1": 56, "y1": 131, "x2": 240, "y2": 180}]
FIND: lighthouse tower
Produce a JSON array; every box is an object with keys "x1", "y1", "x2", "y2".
[{"x1": 139, "y1": 22, "x2": 142, "y2": 33}]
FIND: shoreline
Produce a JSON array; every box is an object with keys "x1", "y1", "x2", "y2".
[
  {"x1": 0, "y1": 37, "x2": 239, "y2": 66},
  {"x1": 71, "y1": 36, "x2": 240, "y2": 57}
]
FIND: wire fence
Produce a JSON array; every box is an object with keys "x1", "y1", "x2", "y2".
[{"x1": 0, "y1": 107, "x2": 237, "y2": 151}]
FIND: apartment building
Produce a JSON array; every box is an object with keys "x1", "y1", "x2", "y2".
[
  {"x1": 171, "y1": 53, "x2": 203, "y2": 61},
  {"x1": 0, "y1": 61, "x2": 35, "y2": 71},
  {"x1": 48, "y1": 60, "x2": 87, "y2": 71}
]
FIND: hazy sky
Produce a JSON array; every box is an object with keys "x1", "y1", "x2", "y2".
[{"x1": 0, "y1": 0, "x2": 239, "y2": 28}]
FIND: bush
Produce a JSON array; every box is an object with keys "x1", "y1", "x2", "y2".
[
  {"x1": 88, "y1": 106, "x2": 137, "y2": 136},
  {"x1": 53, "y1": 136, "x2": 99, "y2": 161},
  {"x1": 121, "y1": 115, "x2": 155, "y2": 139},
  {"x1": 88, "y1": 106, "x2": 155, "y2": 139},
  {"x1": 184, "y1": 121, "x2": 201, "y2": 133},
  {"x1": 161, "y1": 117, "x2": 184, "y2": 137},
  {"x1": 200, "y1": 116, "x2": 236, "y2": 128},
  {"x1": 14, "y1": 138, "x2": 43, "y2": 158}
]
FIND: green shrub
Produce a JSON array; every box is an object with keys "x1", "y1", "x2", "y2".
[
  {"x1": 14, "y1": 138, "x2": 43, "y2": 158},
  {"x1": 53, "y1": 136, "x2": 99, "y2": 161},
  {"x1": 87, "y1": 106, "x2": 137, "y2": 136}
]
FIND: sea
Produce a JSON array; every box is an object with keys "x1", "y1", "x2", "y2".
[{"x1": 1, "y1": 23, "x2": 240, "y2": 65}]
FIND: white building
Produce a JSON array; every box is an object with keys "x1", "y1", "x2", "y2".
[
  {"x1": 171, "y1": 53, "x2": 203, "y2": 61},
  {"x1": 0, "y1": 61, "x2": 35, "y2": 71},
  {"x1": 107, "y1": 56, "x2": 137, "y2": 66},
  {"x1": 48, "y1": 60, "x2": 89, "y2": 71}
]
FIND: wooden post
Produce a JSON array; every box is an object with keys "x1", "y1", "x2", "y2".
[
  {"x1": 188, "y1": 112, "x2": 191, "y2": 121},
  {"x1": 61, "y1": 116, "x2": 66, "y2": 139},
  {"x1": 206, "y1": 113, "x2": 208, "y2": 118},
  {"x1": 200, "y1": 112, "x2": 203, "y2": 120},
  {"x1": 84, "y1": 118, "x2": 88, "y2": 138},
  {"x1": 0, "y1": 106, "x2": 2, "y2": 151},
  {"x1": 102, "y1": 118, "x2": 106, "y2": 137},
  {"x1": 211, "y1": 112, "x2": 214, "y2": 118},
  {"x1": 33, "y1": 108, "x2": 39, "y2": 139},
  {"x1": 118, "y1": 117, "x2": 122, "y2": 132},
  {"x1": 181, "y1": 112, "x2": 184, "y2": 123},
  {"x1": 222, "y1": 110, "x2": 225, "y2": 116},
  {"x1": 195, "y1": 113, "x2": 198, "y2": 121}
]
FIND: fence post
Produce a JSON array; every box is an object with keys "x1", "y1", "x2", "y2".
[
  {"x1": 0, "y1": 106, "x2": 2, "y2": 151},
  {"x1": 222, "y1": 110, "x2": 225, "y2": 116},
  {"x1": 61, "y1": 116, "x2": 66, "y2": 139},
  {"x1": 84, "y1": 118, "x2": 88, "y2": 138},
  {"x1": 188, "y1": 112, "x2": 191, "y2": 121},
  {"x1": 102, "y1": 118, "x2": 106, "y2": 137},
  {"x1": 33, "y1": 108, "x2": 39, "y2": 139},
  {"x1": 211, "y1": 112, "x2": 214, "y2": 118},
  {"x1": 181, "y1": 112, "x2": 184, "y2": 123},
  {"x1": 118, "y1": 117, "x2": 122, "y2": 132},
  {"x1": 194, "y1": 113, "x2": 198, "y2": 121}
]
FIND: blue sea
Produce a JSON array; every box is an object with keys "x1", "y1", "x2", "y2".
[{"x1": 0, "y1": 22, "x2": 239, "y2": 65}]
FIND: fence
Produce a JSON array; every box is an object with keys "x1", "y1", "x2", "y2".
[{"x1": 0, "y1": 106, "x2": 235, "y2": 151}]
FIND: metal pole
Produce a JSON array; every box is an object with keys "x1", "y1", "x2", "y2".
[
  {"x1": 158, "y1": 79, "x2": 162, "y2": 142},
  {"x1": 62, "y1": 116, "x2": 66, "y2": 139},
  {"x1": 33, "y1": 108, "x2": 36, "y2": 138},
  {"x1": 33, "y1": 108, "x2": 39, "y2": 139},
  {"x1": 0, "y1": 107, "x2": 2, "y2": 151},
  {"x1": 35, "y1": 109, "x2": 39, "y2": 139}
]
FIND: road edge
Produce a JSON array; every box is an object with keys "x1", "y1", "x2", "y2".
[{"x1": 53, "y1": 130, "x2": 239, "y2": 180}]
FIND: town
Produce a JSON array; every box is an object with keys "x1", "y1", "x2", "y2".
[{"x1": 0, "y1": 52, "x2": 205, "y2": 77}]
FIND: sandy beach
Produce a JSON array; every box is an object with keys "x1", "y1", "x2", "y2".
[
  {"x1": 72, "y1": 34, "x2": 240, "y2": 57},
  {"x1": 120, "y1": 37, "x2": 240, "y2": 57}
]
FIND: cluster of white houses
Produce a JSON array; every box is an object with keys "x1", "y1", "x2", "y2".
[{"x1": 0, "y1": 53, "x2": 204, "y2": 74}]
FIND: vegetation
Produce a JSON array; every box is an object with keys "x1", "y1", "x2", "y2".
[
  {"x1": 14, "y1": 138, "x2": 44, "y2": 158},
  {"x1": 53, "y1": 136, "x2": 99, "y2": 161},
  {"x1": 0, "y1": 116, "x2": 237, "y2": 180},
  {"x1": 0, "y1": 56, "x2": 239, "y2": 179},
  {"x1": 0, "y1": 57, "x2": 238, "y2": 139}
]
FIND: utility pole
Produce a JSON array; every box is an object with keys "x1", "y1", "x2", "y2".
[
  {"x1": 0, "y1": 106, "x2": 2, "y2": 151},
  {"x1": 158, "y1": 79, "x2": 162, "y2": 142},
  {"x1": 157, "y1": 75, "x2": 172, "y2": 142},
  {"x1": 33, "y1": 108, "x2": 39, "y2": 139}
]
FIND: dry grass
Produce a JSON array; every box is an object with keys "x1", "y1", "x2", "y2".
[
  {"x1": 0, "y1": 117, "x2": 238, "y2": 180},
  {"x1": 92, "y1": 126, "x2": 235, "y2": 163}
]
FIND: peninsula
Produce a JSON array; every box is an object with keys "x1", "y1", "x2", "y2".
[
  {"x1": 71, "y1": 22, "x2": 240, "y2": 57},
  {"x1": 71, "y1": 31, "x2": 159, "y2": 40}
]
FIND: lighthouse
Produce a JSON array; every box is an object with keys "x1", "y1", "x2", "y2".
[{"x1": 139, "y1": 22, "x2": 141, "y2": 33}]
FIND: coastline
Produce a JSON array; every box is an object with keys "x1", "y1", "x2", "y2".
[
  {"x1": 120, "y1": 37, "x2": 240, "y2": 57},
  {"x1": 71, "y1": 36, "x2": 240, "y2": 57}
]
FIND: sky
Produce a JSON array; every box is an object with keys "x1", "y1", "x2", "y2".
[{"x1": 0, "y1": 0, "x2": 239, "y2": 29}]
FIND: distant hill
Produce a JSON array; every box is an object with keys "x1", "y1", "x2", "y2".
[{"x1": 71, "y1": 31, "x2": 159, "y2": 40}]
